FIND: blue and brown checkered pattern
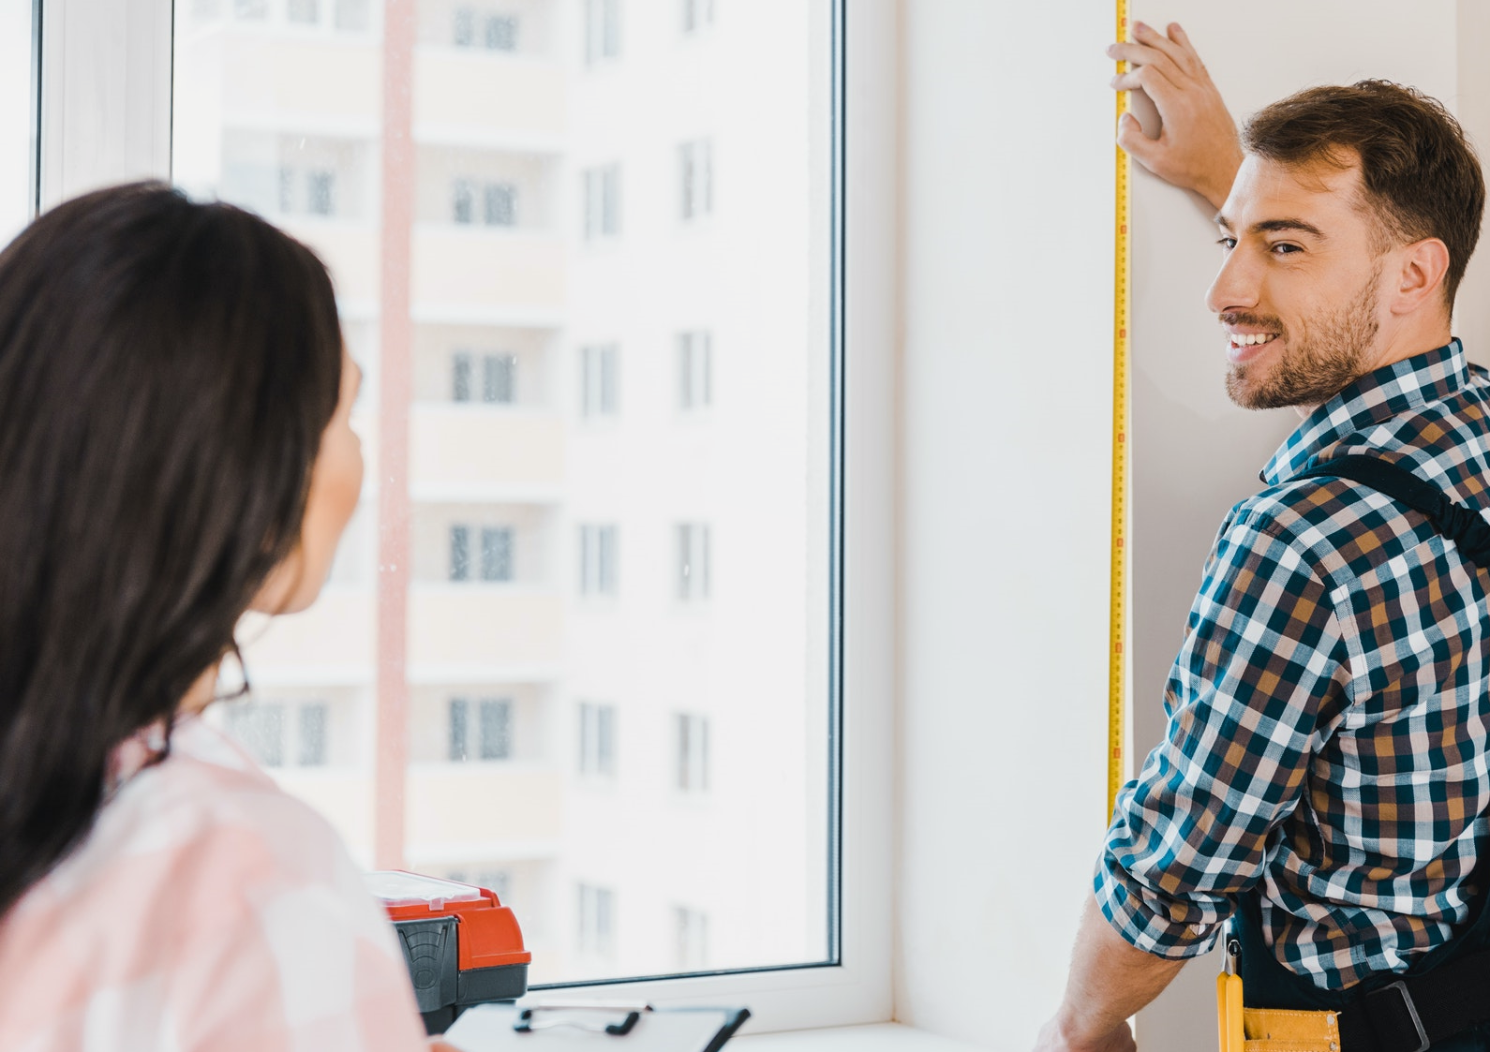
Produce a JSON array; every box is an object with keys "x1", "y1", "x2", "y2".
[{"x1": 1096, "y1": 341, "x2": 1490, "y2": 991}]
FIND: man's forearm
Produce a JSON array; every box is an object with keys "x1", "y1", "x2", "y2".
[{"x1": 1052, "y1": 895, "x2": 1187, "y2": 1047}]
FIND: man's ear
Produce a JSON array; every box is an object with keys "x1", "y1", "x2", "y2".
[{"x1": 1390, "y1": 237, "x2": 1451, "y2": 316}]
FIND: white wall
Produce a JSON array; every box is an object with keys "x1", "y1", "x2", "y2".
[{"x1": 896, "y1": 1, "x2": 1489, "y2": 1048}]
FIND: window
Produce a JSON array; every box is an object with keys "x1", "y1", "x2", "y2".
[
  {"x1": 675, "y1": 523, "x2": 710, "y2": 601},
  {"x1": 677, "y1": 330, "x2": 712, "y2": 410},
  {"x1": 483, "y1": 353, "x2": 515, "y2": 404},
  {"x1": 449, "y1": 524, "x2": 471, "y2": 581},
  {"x1": 674, "y1": 713, "x2": 709, "y2": 793},
  {"x1": 453, "y1": 179, "x2": 475, "y2": 223},
  {"x1": 577, "y1": 883, "x2": 615, "y2": 956},
  {"x1": 583, "y1": 0, "x2": 620, "y2": 64},
  {"x1": 485, "y1": 15, "x2": 518, "y2": 52},
  {"x1": 171, "y1": 0, "x2": 848, "y2": 997},
  {"x1": 484, "y1": 182, "x2": 516, "y2": 226},
  {"x1": 452, "y1": 351, "x2": 516, "y2": 404},
  {"x1": 580, "y1": 344, "x2": 618, "y2": 417},
  {"x1": 287, "y1": 0, "x2": 318, "y2": 24},
  {"x1": 578, "y1": 524, "x2": 618, "y2": 596},
  {"x1": 453, "y1": 7, "x2": 475, "y2": 46},
  {"x1": 681, "y1": 0, "x2": 715, "y2": 34},
  {"x1": 450, "y1": 697, "x2": 512, "y2": 761},
  {"x1": 233, "y1": 0, "x2": 267, "y2": 20},
  {"x1": 0, "y1": 0, "x2": 37, "y2": 245},
  {"x1": 452, "y1": 351, "x2": 473, "y2": 401},
  {"x1": 333, "y1": 0, "x2": 368, "y2": 31},
  {"x1": 480, "y1": 526, "x2": 513, "y2": 581},
  {"x1": 679, "y1": 139, "x2": 713, "y2": 221},
  {"x1": 306, "y1": 170, "x2": 334, "y2": 215},
  {"x1": 227, "y1": 702, "x2": 285, "y2": 767},
  {"x1": 674, "y1": 906, "x2": 709, "y2": 970},
  {"x1": 298, "y1": 703, "x2": 328, "y2": 766},
  {"x1": 578, "y1": 702, "x2": 616, "y2": 777},
  {"x1": 450, "y1": 524, "x2": 513, "y2": 581},
  {"x1": 582, "y1": 165, "x2": 620, "y2": 240}
]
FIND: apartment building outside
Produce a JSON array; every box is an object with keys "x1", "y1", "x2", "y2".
[{"x1": 173, "y1": 0, "x2": 830, "y2": 985}]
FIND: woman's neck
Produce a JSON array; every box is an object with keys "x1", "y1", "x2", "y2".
[{"x1": 177, "y1": 663, "x2": 221, "y2": 717}]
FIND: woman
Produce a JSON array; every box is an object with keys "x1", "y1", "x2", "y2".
[{"x1": 0, "y1": 183, "x2": 442, "y2": 1049}]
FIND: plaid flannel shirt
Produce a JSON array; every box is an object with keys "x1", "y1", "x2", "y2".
[{"x1": 1096, "y1": 340, "x2": 1490, "y2": 990}]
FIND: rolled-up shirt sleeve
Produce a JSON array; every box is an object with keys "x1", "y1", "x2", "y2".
[{"x1": 1095, "y1": 506, "x2": 1351, "y2": 958}]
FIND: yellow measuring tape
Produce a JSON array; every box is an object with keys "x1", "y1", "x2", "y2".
[{"x1": 1108, "y1": 0, "x2": 1131, "y2": 821}]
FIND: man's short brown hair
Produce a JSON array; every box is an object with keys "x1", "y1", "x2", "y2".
[{"x1": 1242, "y1": 80, "x2": 1486, "y2": 305}]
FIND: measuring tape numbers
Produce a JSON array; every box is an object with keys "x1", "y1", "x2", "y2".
[{"x1": 1108, "y1": 0, "x2": 1131, "y2": 821}]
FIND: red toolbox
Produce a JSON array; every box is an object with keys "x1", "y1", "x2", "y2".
[{"x1": 367, "y1": 871, "x2": 531, "y2": 1035}]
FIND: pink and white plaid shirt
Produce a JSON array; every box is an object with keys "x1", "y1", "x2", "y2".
[{"x1": 0, "y1": 717, "x2": 429, "y2": 1051}]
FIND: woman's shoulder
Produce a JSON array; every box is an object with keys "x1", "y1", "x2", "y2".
[{"x1": 0, "y1": 718, "x2": 422, "y2": 1051}]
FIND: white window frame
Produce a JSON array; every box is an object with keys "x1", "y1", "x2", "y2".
[{"x1": 41, "y1": 0, "x2": 897, "y2": 1033}]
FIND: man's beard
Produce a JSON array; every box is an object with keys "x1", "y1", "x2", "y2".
[{"x1": 1223, "y1": 271, "x2": 1381, "y2": 411}]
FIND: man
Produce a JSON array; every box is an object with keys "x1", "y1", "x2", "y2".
[{"x1": 1037, "y1": 22, "x2": 1490, "y2": 1052}]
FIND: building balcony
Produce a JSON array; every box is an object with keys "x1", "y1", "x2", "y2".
[
  {"x1": 278, "y1": 220, "x2": 381, "y2": 305},
  {"x1": 410, "y1": 407, "x2": 565, "y2": 491},
  {"x1": 218, "y1": 34, "x2": 381, "y2": 130},
  {"x1": 409, "y1": 587, "x2": 564, "y2": 668},
  {"x1": 237, "y1": 588, "x2": 374, "y2": 683},
  {"x1": 412, "y1": 227, "x2": 565, "y2": 318},
  {"x1": 414, "y1": 49, "x2": 566, "y2": 148},
  {"x1": 406, "y1": 763, "x2": 565, "y2": 848}
]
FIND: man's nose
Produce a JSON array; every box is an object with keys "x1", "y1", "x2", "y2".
[{"x1": 1205, "y1": 247, "x2": 1261, "y2": 316}]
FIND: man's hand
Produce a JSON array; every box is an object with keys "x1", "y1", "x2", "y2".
[
  {"x1": 1032, "y1": 896, "x2": 1186, "y2": 1052},
  {"x1": 1107, "y1": 21, "x2": 1243, "y2": 210}
]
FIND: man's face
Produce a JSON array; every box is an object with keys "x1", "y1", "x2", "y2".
[{"x1": 1206, "y1": 153, "x2": 1387, "y2": 410}]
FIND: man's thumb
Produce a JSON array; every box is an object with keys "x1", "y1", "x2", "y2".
[{"x1": 1116, "y1": 111, "x2": 1162, "y2": 169}]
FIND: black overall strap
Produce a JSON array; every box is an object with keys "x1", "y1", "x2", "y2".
[
  {"x1": 1294, "y1": 454, "x2": 1490, "y2": 566},
  {"x1": 1287, "y1": 453, "x2": 1490, "y2": 1050}
]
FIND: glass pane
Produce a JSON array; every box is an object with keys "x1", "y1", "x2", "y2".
[
  {"x1": 174, "y1": 0, "x2": 834, "y2": 986},
  {"x1": 0, "y1": 0, "x2": 38, "y2": 243}
]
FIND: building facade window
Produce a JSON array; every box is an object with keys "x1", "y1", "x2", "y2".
[
  {"x1": 583, "y1": 0, "x2": 620, "y2": 63},
  {"x1": 306, "y1": 170, "x2": 335, "y2": 215},
  {"x1": 579, "y1": 344, "x2": 618, "y2": 417},
  {"x1": 225, "y1": 700, "x2": 330, "y2": 770},
  {"x1": 674, "y1": 712, "x2": 709, "y2": 793},
  {"x1": 673, "y1": 906, "x2": 709, "y2": 970},
  {"x1": 679, "y1": 139, "x2": 713, "y2": 221},
  {"x1": 681, "y1": 0, "x2": 714, "y2": 33},
  {"x1": 677, "y1": 330, "x2": 712, "y2": 410},
  {"x1": 450, "y1": 697, "x2": 513, "y2": 761},
  {"x1": 449, "y1": 524, "x2": 471, "y2": 581},
  {"x1": 450, "y1": 524, "x2": 514, "y2": 582},
  {"x1": 577, "y1": 883, "x2": 615, "y2": 956},
  {"x1": 578, "y1": 701, "x2": 617, "y2": 777},
  {"x1": 233, "y1": 0, "x2": 268, "y2": 20},
  {"x1": 485, "y1": 14, "x2": 518, "y2": 51},
  {"x1": 453, "y1": 351, "x2": 517, "y2": 404},
  {"x1": 675, "y1": 523, "x2": 710, "y2": 602},
  {"x1": 582, "y1": 165, "x2": 620, "y2": 240},
  {"x1": 453, "y1": 179, "x2": 474, "y2": 224},
  {"x1": 480, "y1": 526, "x2": 514, "y2": 581},
  {"x1": 287, "y1": 0, "x2": 318, "y2": 24},
  {"x1": 298, "y1": 703, "x2": 328, "y2": 766},
  {"x1": 484, "y1": 182, "x2": 517, "y2": 226},
  {"x1": 578, "y1": 524, "x2": 618, "y2": 596},
  {"x1": 333, "y1": 0, "x2": 368, "y2": 31}
]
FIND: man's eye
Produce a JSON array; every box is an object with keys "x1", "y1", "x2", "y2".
[
  {"x1": 1271, "y1": 243, "x2": 1302, "y2": 255},
  {"x1": 1217, "y1": 237, "x2": 1237, "y2": 250}
]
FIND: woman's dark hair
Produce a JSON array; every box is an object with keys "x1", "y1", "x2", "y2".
[
  {"x1": 1243, "y1": 80, "x2": 1486, "y2": 305},
  {"x1": 0, "y1": 182, "x2": 343, "y2": 916}
]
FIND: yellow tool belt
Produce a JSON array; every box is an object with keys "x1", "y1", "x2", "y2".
[{"x1": 1240, "y1": 1007, "x2": 1341, "y2": 1052}]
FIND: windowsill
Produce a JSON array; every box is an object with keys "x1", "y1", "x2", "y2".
[{"x1": 735, "y1": 1024, "x2": 983, "y2": 1051}]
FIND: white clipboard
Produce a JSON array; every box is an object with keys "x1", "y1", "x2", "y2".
[{"x1": 443, "y1": 1002, "x2": 751, "y2": 1052}]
